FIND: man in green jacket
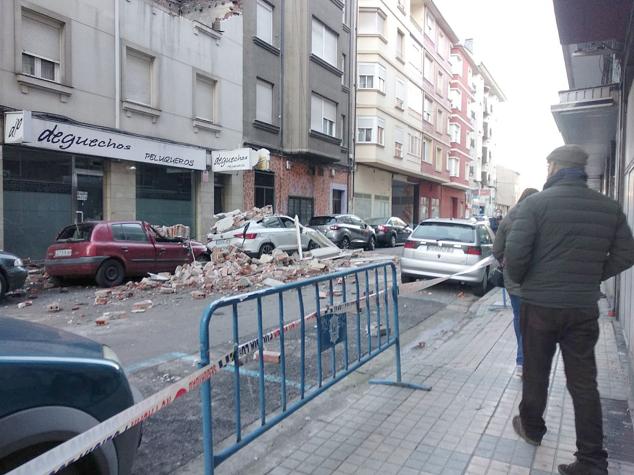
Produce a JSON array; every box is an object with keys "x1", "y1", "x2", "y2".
[{"x1": 505, "y1": 145, "x2": 634, "y2": 475}]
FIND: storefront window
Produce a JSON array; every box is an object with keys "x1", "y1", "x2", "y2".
[
  {"x1": 3, "y1": 146, "x2": 72, "y2": 259},
  {"x1": 431, "y1": 198, "x2": 440, "y2": 218},
  {"x1": 255, "y1": 171, "x2": 275, "y2": 209},
  {"x1": 136, "y1": 163, "x2": 194, "y2": 233},
  {"x1": 391, "y1": 181, "x2": 415, "y2": 223},
  {"x1": 288, "y1": 196, "x2": 314, "y2": 224},
  {"x1": 420, "y1": 196, "x2": 430, "y2": 220}
]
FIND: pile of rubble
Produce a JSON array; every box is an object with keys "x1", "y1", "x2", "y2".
[
  {"x1": 152, "y1": 224, "x2": 190, "y2": 239},
  {"x1": 166, "y1": 245, "x2": 343, "y2": 296},
  {"x1": 209, "y1": 205, "x2": 273, "y2": 235}
]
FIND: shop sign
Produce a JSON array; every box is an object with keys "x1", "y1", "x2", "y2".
[
  {"x1": 211, "y1": 148, "x2": 270, "y2": 172},
  {"x1": 4, "y1": 113, "x2": 206, "y2": 171},
  {"x1": 77, "y1": 191, "x2": 88, "y2": 201},
  {"x1": 4, "y1": 111, "x2": 31, "y2": 144}
]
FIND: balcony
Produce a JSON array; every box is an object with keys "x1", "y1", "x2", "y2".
[{"x1": 551, "y1": 84, "x2": 618, "y2": 189}]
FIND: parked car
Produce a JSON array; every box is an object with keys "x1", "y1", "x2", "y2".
[
  {"x1": 45, "y1": 221, "x2": 209, "y2": 287},
  {"x1": 365, "y1": 217, "x2": 413, "y2": 247},
  {"x1": 308, "y1": 215, "x2": 376, "y2": 250},
  {"x1": 400, "y1": 218, "x2": 495, "y2": 296},
  {"x1": 207, "y1": 215, "x2": 320, "y2": 258},
  {"x1": 0, "y1": 251, "x2": 27, "y2": 299},
  {"x1": 0, "y1": 316, "x2": 141, "y2": 474}
]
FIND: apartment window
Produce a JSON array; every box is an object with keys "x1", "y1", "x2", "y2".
[
  {"x1": 256, "y1": 0, "x2": 273, "y2": 45},
  {"x1": 469, "y1": 132, "x2": 476, "y2": 149},
  {"x1": 312, "y1": 18, "x2": 338, "y2": 67},
  {"x1": 356, "y1": 117, "x2": 385, "y2": 145},
  {"x1": 425, "y1": 12, "x2": 436, "y2": 39},
  {"x1": 22, "y1": 10, "x2": 63, "y2": 82},
  {"x1": 126, "y1": 48, "x2": 154, "y2": 106},
  {"x1": 435, "y1": 147, "x2": 443, "y2": 171},
  {"x1": 359, "y1": 10, "x2": 385, "y2": 36},
  {"x1": 342, "y1": 0, "x2": 346, "y2": 23},
  {"x1": 450, "y1": 123, "x2": 461, "y2": 143},
  {"x1": 423, "y1": 97, "x2": 433, "y2": 123},
  {"x1": 409, "y1": 133, "x2": 421, "y2": 156},
  {"x1": 423, "y1": 55, "x2": 434, "y2": 83},
  {"x1": 341, "y1": 114, "x2": 347, "y2": 147},
  {"x1": 341, "y1": 53, "x2": 346, "y2": 84},
  {"x1": 394, "y1": 127, "x2": 405, "y2": 158},
  {"x1": 395, "y1": 78, "x2": 406, "y2": 109},
  {"x1": 451, "y1": 54, "x2": 462, "y2": 75},
  {"x1": 431, "y1": 198, "x2": 440, "y2": 218},
  {"x1": 194, "y1": 74, "x2": 217, "y2": 123},
  {"x1": 311, "y1": 94, "x2": 336, "y2": 137},
  {"x1": 436, "y1": 109, "x2": 444, "y2": 133},
  {"x1": 358, "y1": 63, "x2": 386, "y2": 92},
  {"x1": 449, "y1": 157, "x2": 460, "y2": 177},
  {"x1": 422, "y1": 139, "x2": 431, "y2": 163},
  {"x1": 256, "y1": 79, "x2": 273, "y2": 124},
  {"x1": 396, "y1": 30, "x2": 405, "y2": 60},
  {"x1": 409, "y1": 40, "x2": 422, "y2": 71},
  {"x1": 437, "y1": 71, "x2": 444, "y2": 96},
  {"x1": 437, "y1": 32, "x2": 445, "y2": 57},
  {"x1": 450, "y1": 89, "x2": 462, "y2": 110}
]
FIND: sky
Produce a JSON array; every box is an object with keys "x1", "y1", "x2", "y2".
[{"x1": 434, "y1": 0, "x2": 569, "y2": 190}]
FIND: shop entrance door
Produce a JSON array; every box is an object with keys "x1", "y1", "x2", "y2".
[{"x1": 75, "y1": 171, "x2": 103, "y2": 223}]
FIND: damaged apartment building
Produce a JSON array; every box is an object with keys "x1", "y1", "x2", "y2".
[
  {"x1": 218, "y1": 0, "x2": 357, "y2": 224},
  {"x1": 0, "y1": 0, "x2": 243, "y2": 259}
]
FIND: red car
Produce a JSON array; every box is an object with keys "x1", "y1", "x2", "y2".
[{"x1": 45, "y1": 221, "x2": 209, "y2": 287}]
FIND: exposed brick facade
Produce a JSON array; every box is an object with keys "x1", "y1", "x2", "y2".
[{"x1": 242, "y1": 154, "x2": 350, "y2": 215}]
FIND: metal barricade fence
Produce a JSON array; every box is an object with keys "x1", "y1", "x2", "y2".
[{"x1": 199, "y1": 261, "x2": 430, "y2": 475}]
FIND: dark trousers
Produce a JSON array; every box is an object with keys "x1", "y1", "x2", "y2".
[{"x1": 519, "y1": 302, "x2": 608, "y2": 472}]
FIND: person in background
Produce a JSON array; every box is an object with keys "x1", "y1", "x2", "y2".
[
  {"x1": 505, "y1": 145, "x2": 634, "y2": 475},
  {"x1": 492, "y1": 187, "x2": 539, "y2": 377}
]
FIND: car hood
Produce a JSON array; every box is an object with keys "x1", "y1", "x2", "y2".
[
  {"x1": 0, "y1": 317, "x2": 104, "y2": 359},
  {"x1": 0, "y1": 250, "x2": 19, "y2": 260}
]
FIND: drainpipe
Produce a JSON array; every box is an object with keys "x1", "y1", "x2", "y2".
[
  {"x1": 114, "y1": 0, "x2": 120, "y2": 128},
  {"x1": 278, "y1": 0, "x2": 284, "y2": 213},
  {"x1": 350, "y1": 0, "x2": 358, "y2": 214}
]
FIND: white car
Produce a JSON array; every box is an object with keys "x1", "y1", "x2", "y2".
[{"x1": 207, "y1": 215, "x2": 320, "y2": 257}]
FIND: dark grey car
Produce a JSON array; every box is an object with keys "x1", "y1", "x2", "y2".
[
  {"x1": 0, "y1": 251, "x2": 27, "y2": 299},
  {"x1": 309, "y1": 215, "x2": 376, "y2": 250},
  {"x1": 0, "y1": 317, "x2": 141, "y2": 474}
]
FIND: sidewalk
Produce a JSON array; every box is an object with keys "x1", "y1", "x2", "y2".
[{"x1": 215, "y1": 289, "x2": 634, "y2": 475}]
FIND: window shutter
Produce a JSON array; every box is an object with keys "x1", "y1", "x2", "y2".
[
  {"x1": 195, "y1": 75, "x2": 215, "y2": 122},
  {"x1": 127, "y1": 50, "x2": 152, "y2": 105},
  {"x1": 311, "y1": 19, "x2": 323, "y2": 57},
  {"x1": 256, "y1": 80, "x2": 273, "y2": 123},
  {"x1": 324, "y1": 28, "x2": 338, "y2": 66},
  {"x1": 394, "y1": 127, "x2": 405, "y2": 144},
  {"x1": 311, "y1": 94, "x2": 322, "y2": 132},
  {"x1": 22, "y1": 13, "x2": 61, "y2": 62},
  {"x1": 256, "y1": 1, "x2": 273, "y2": 44}
]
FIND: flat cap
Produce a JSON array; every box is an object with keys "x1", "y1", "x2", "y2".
[{"x1": 546, "y1": 144, "x2": 588, "y2": 168}]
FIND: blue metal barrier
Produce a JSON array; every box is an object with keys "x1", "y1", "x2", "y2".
[{"x1": 198, "y1": 261, "x2": 429, "y2": 474}]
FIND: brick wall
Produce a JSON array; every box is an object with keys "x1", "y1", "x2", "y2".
[{"x1": 242, "y1": 154, "x2": 349, "y2": 214}]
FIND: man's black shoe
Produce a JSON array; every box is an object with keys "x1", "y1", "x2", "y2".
[
  {"x1": 512, "y1": 415, "x2": 541, "y2": 446},
  {"x1": 558, "y1": 461, "x2": 608, "y2": 475}
]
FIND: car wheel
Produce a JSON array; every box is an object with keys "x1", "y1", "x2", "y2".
[
  {"x1": 259, "y1": 242, "x2": 275, "y2": 257},
  {"x1": 389, "y1": 234, "x2": 397, "y2": 248},
  {"x1": 340, "y1": 236, "x2": 351, "y2": 249},
  {"x1": 365, "y1": 236, "x2": 376, "y2": 251},
  {"x1": 0, "y1": 442, "x2": 98, "y2": 474},
  {"x1": 95, "y1": 259, "x2": 125, "y2": 288},
  {"x1": 473, "y1": 267, "x2": 489, "y2": 297},
  {"x1": 307, "y1": 240, "x2": 319, "y2": 251}
]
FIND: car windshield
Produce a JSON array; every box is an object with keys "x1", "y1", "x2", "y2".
[
  {"x1": 309, "y1": 217, "x2": 335, "y2": 226},
  {"x1": 365, "y1": 218, "x2": 388, "y2": 225},
  {"x1": 56, "y1": 224, "x2": 95, "y2": 242},
  {"x1": 412, "y1": 223, "x2": 475, "y2": 243}
]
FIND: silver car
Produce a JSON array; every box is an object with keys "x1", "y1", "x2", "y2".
[
  {"x1": 400, "y1": 219, "x2": 495, "y2": 296},
  {"x1": 207, "y1": 215, "x2": 319, "y2": 257}
]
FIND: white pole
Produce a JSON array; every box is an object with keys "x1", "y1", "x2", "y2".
[{"x1": 294, "y1": 215, "x2": 303, "y2": 260}]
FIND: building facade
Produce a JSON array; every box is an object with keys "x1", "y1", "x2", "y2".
[
  {"x1": 550, "y1": 0, "x2": 634, "y2": 366},
  {"x1": 354, "y1": 0, "x2": 463, "y2": 225},
  {"x1": 494, "y1": 165, "x2": 519, "y2": 215},
  {"x1": 235, "y1": 0, "x2": 355, "y2": 224},
  {"x1": 0, "y1": 0, "x2": 243, "y2": 259}
]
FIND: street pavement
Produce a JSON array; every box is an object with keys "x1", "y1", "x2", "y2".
[{"x1": 186, "y1": 289, "x2": 634, "y2": 475}]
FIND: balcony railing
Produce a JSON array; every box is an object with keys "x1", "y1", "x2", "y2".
[{"x1": 557, "y1": 85, "x2": 618, "y2": 104}]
